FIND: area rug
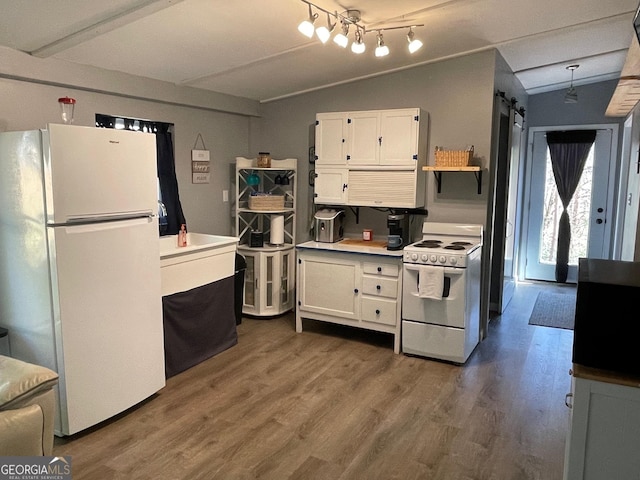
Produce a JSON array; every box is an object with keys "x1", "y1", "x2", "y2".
[{"x1": 528, "y1": 290, "x2": 576, "y2": 330}]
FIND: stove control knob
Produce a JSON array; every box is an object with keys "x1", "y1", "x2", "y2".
[
  {"x1": 430, "y1": 254, "x2": 437, "y2": 263},
  {"x1": 439, "y1": 255, "x2": 447, "y2": 264},
  {"x1": 411, "y1": 253, "x2": 418, "y2": 261},
  {"x1": 450, "y1": 257, "x2": 457, "y2": 265},
  {"x1": 421, "y1": 254, "x2": 429, "y2": 262}
]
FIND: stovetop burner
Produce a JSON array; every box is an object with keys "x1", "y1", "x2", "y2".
[
  {"x1": 414, "y1": 240, "x2": 442, "y2": 248},
  {"x1": 451, "y1": 241, "x2": 472, "y2": 246},
  {"x1": 444, "y1": 244, "x2": 466, "y2": 250}
]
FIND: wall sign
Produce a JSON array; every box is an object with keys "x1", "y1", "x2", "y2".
[{"x1": 191, "y1": 133, "x2": 210, "y2": 183}]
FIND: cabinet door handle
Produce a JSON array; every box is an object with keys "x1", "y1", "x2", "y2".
[
  {"x1": 565, "y1": 393, "x2": 573, "y2": 409},
  {"x1": 378, "y1": 136, "x2": 382, "y2": 146},
  {"x1": 354, "y1": 288, "x2": 359, "y2": 294},
  {"x1": 376, "y1": 285, "x2": 381, "y2": 290},
  {"x1": 377, "y1": 266, "x2": 382, "y2": 272},
  {"x1": 375, "y1": 309, "x2": 380, "y2": 315}
]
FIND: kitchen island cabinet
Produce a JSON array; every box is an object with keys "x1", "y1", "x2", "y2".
[
  {"x1": 296, "y1": 242, "x2": 403, "y2": 353},
  {"x1": 563, "y1": 364, "x2": 640, "y2": 480}
]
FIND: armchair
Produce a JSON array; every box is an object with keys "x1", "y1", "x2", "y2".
[{"x1": 0, "y1": 355, "x2": 59, "y2": 455}]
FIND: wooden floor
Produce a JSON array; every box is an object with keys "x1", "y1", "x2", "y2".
[{"x1": 54, "y1": 282, "x2": 576, "y2": 480}]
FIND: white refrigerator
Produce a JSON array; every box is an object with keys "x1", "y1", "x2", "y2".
[{"x1": 0, "y1": 123, "x2": 166, "y2": 436}]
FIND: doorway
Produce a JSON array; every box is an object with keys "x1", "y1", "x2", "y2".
[{"x1": 522, "y1": 126, "x2": 617, "y2": 283}]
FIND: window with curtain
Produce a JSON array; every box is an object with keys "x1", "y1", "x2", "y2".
[{"x1": 95, "y1": 113, "x2": 186, "y2": 235}]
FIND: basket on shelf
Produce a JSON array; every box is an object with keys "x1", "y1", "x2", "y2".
[
  {"x1": 434, "y1": 146, "x2": 474, "y2": 167},
  {"x1": 249, "y1": 194, "x2": 285, "y2": 210}
]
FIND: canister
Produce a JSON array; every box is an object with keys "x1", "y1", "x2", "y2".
[{"x1": 257, "y1": 152, "x2": 271, "y2": 168}]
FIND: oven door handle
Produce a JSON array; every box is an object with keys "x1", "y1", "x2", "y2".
[{"x1": 404, "y1": 264, "x2": 464, "y2": 276}]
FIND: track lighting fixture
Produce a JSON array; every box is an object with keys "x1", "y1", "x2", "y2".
[
  {"x1": 297, "y1": 2, "x2": 318, "y2": 38},
  {"x1": 375, "y1": 31, "x2": 389, "y2": 57},
  {"x1": 298, "y1": 1, "x2": 424, "y2": 58},
  {"x1": 564, "y1": 64, "x2": 579, "y2": 104}
]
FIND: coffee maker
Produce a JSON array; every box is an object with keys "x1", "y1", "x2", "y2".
[{"x1": 387, "y1": 211, "x2": 411, "y2": 250}]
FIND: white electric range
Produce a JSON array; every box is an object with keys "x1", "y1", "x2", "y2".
[{"x1": 401, "y1": 222, "x2": 483, "y2": 364}]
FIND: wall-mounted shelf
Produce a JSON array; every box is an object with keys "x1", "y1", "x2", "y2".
[{"x1": 423, "y1": 166, "x2": 483, "y2": 194}]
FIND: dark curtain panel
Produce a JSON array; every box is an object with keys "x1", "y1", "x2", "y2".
[
  {"x1": 546, "y1": 130, "x2": 596, "y2": 283},
  {"x1": 156, "y1": 125, "x2": 186, "y2": 235}
]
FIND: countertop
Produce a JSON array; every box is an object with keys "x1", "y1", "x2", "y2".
[
  {"x1": 296, "y1": 238, "x2": 404, "y2": 257},
  {"x1": 572, "y1": 363, "x2": 640, "y2": 388}
]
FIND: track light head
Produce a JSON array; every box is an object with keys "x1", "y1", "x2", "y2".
[
  {"x1": 375, "y1": 31, "x2": 389, "y2": 57},
  {"x1": 298, "y1": 3, "x2": 318, "y2": 38},
  {"x1": 316, "y1": 12, "x2": 335, "y2": 43},
  {"x1": 333, "y1": 21, "x2": 349, "y2": 48},
  {"x1": 351, "y1": 28, "x2": 365, "y2": 54},
  {"x1": 407, "y1": 27, "x2": 423, "y2": 54}
]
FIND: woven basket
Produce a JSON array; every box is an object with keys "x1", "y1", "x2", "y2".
[
  {"x1": 434, "y1": 147, "x2": 473, "y2": 167},
  {"x1": 249, "y1": 195, "x2": 285, "y2": 210}
]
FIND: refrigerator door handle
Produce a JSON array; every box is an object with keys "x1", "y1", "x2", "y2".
[
  {"x1": 48, "y1": 212, "x2": 154, "y2": 228},
  {"x1": 50, "y1": 215, "x2": 154, "y2": 233}
]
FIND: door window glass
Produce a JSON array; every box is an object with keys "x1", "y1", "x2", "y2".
[{"x1": 539, "y1": 146, "x2": 594, "y2": 266}]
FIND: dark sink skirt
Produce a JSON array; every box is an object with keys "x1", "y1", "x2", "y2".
[{"x1": 162, "y1": 275, "x2": 237, "y2": 378}]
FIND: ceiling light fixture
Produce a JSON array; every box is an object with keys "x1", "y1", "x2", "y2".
[
  {"x1": 298, "y1": 1, "x2": 423, "y2": 58},
  {"x1": 375, "y1": 31, "x2": 389, "y2": 57},
  {"x1": 407, "y1": 27, "x2": 423, "y2": 54},
  {"x1": 333, "y1": 21, "x2": 350, "y2": 48},
  {"x1": 298, "y1": 2, "x2": 318, "y2": 38},
  {"x1": 565, "y1": 64, "x2": 579, "y2": 104},
  {"x1": 315, "y1": 12, "x2": 336, "y2": 43},
  {"x1": 351, "y1": 27, "x2": 366, "y2": 54}
]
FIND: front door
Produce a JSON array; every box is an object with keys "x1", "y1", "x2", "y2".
[{"x1": 524, "y1": 127, "x2": 615, "y2": 283}]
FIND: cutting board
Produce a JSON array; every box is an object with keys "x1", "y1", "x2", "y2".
[{"x1": 339, "y1": 238, "x2": 388, "y2": 248}]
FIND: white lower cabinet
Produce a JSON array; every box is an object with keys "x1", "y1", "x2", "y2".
[
  {"x1": 296, "y1": 249, "x2": 402, "y2": 353},
  {"x1": 240, "y1": 246, "x2": 294, "y2": 317},
  {"x1": 564, "y1": 369, "x2": 640, "y2": 480}
]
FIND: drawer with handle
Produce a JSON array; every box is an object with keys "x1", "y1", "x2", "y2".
[
  {"x1": 361, "y1": 297, "x2": 397, "y2": 326},
  {"x1": 362, "y1": 276, "x2": 398, "y2": 298}
]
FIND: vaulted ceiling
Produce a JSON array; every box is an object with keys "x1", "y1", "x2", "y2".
[{"x1": 0, "y1": 0, "x2": 637, "y2": 102}]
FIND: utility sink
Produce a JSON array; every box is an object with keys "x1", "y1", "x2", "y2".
[{"x1": 159, "y1": 233, "x2": 239, "y2": 296}]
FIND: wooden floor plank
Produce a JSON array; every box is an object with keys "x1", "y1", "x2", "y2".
[{"x1": 54, "y1": 282, "x2": 574, "y2": 479}]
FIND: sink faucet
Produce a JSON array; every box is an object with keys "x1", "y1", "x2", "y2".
[
  {"x1": 158, "y1": 200, "x2": 167, "y2": 218},
  {"x1": 158, "y1": 201, "x2": 168, "y2": 235}
]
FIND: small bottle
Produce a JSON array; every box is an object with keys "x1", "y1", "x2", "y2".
[{"x1": 178, "y1": 224, "x2": 187, "y2": 247}]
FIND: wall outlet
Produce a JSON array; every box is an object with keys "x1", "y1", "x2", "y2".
[{"x1": 223, "y1": 190, "x2": 229, "y2": 202}]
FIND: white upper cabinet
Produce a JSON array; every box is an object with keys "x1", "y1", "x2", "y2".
[
  {"x1": 348, "y1": 108, "x2": 420, "y2": 166},
  {"x1": 314, "y1": 168, "x2": 348, "y2": 205},
  {"x1": 314, "y1": 107, "x2": 428, "y2": 208},
  {"x1": 315, "y1": 112, "x2": 347, "y2": 166},
  {"x1": 347, "y1": 110, "x2": 380, "y2": 165},
  {"x1": 378, "y1": 109, "x2": 420, "y2": 166}
]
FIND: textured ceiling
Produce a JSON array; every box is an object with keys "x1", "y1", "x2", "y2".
[{"x1": 0, "y1": 0, "x2": 637, "y2": 102}]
